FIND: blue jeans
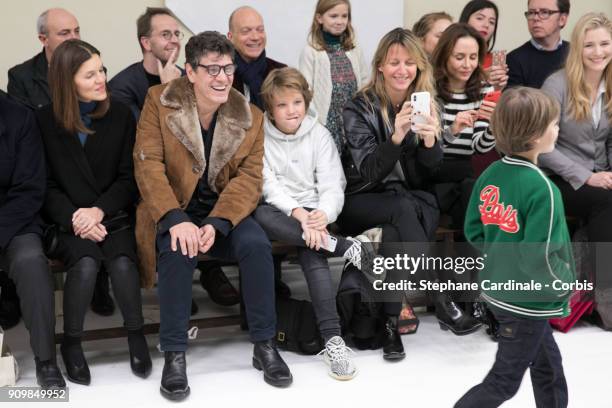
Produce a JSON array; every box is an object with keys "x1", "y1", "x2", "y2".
[
  {"x1": 156, "y1": 216, "x2": 276, "y2": 351},
  {"x1": 455, "y1": 310, "x2": 567, "y2": 408}
]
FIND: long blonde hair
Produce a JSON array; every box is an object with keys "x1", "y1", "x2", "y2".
[
  {"x1": 565, "y1": 12, "x2": 612, "y2": 123},
  {"x1": 308, "y1": 0, "x2": 356, "y2": 51},
  {"x1": 359, "y1": 27, "x2": 439, "y2": 136}
]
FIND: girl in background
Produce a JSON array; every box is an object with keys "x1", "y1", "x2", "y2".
[
  {"x1": 412, "y1": 12, "x2": 453, "y2": 57},
  {"x1": 299, "y1": 0, "x2": 369, "y2": 153}
]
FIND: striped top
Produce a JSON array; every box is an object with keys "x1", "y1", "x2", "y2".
[{"x1": 440, "y1": 85, "x2": 495, "y2": 158}]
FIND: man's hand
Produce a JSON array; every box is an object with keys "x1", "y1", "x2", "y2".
[
  {"x1": 169, "y1": 221, "x2": 201, "y2": 258},
  {"x1": 198, "y1": 224, "x2": 216, "y2": 254},
  {"x1": 157, "y1": 48, "x2": 181, "y2": 84}
]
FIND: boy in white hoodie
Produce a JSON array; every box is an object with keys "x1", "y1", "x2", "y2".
[{"x1": 254, "y1": 67, "x2": 370, "y2": 381}]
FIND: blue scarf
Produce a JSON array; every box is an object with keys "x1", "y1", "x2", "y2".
[
  {"x1": 235, "y1": 50, "x2": 267, "y2": 110},
  {"x1": 77, "y1": 101, "x2": 96, "y2": 146}
]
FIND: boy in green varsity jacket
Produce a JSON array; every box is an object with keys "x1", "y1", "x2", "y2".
[{"x1": 455, "y1": 87, "x2": 573, "y2": 408}]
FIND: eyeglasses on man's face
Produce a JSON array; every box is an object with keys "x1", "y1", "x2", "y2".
[
  {"x1": 524, "y1": 9, "x2": 561, "y2": 20},
  {"x1": 155, "y1": 30, "x2": 184, "y2": 41},
  {"x1": 197, "y1": 63, "x2": 237, "y2": 77}
]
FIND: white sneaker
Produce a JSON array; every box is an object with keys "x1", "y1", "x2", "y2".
[{"x1": 317, "y1": 336, "x2": 357, "y2": 381}]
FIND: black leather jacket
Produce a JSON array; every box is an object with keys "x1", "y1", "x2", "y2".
[{"x1": 341, "y1": 91, "x2": 443, "y2": 195}]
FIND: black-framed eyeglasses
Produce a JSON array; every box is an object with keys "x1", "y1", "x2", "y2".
[
  {"x1": 524, "y1": 9, "x2": 561, "y2": 20},
  {"x1": 197, "y1": 63, "x2": 237, "y2": 77},
  {"x1": 156, "y1": 30, "x2": 184, "y2": 41}
]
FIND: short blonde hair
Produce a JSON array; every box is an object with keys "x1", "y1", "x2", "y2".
[
  {"x1": 491, "y1": 87, "x2": 560, "y2": 155},
  {"x1": 260, "y1": 67, "x2": 313, "y2": 113}
]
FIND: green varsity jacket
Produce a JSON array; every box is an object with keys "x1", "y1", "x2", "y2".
[{"x1": 465, "y1": 155, "x2": 575, "y2": 318}]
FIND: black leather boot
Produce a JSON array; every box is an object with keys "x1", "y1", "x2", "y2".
[
  {"x1": 252, "y1": 339, "x2": 293, "y2": 387},
  {"x1": 435, "y1": 295, "x2": 483, "y2": 335},
  {"x1": 199, "y1": 263, "x2": 240, "y2": 306},
  {"x1": 60, "y1": 336, "x2": 91, "y2": 385},
  {"x1": 382, "y1": 316, "x2": 405, "y2": 361},
  {"x1": 160, "y1": 351, "x2": 190, "y2": 401},
  {"x1": 35, "y1": 358, "x2": 66, "y2": 389},
  {"x1": 90, "y1": 269, "x2": 115, "y2": 316},
  {"x1": 127, "y1": 329, "x2": 152, "y2": 379}
]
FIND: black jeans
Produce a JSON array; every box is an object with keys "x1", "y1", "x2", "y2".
[
  {"x1": 337, "y1": 187, "x2": 437, "y2": 315},
  {"x1": 156, "y1": 216, "x2": 276, "y2": 351},
  {"x1": 254, "y1": 204, "x2": 352, "y2": 341},
  {"x1": 455, "y1": 310, "x2": 567, "y2": 408},
  {"x1": 63, "y1": 255, "x2": 143, "y2": 337},
  {"x1": 0, "y1": 233, "x2": 55, "y2": 361}
]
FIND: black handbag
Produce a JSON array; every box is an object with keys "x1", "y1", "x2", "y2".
[
  {"x1": 42, "y1": 224, "x2": 61, "y2": 257},
  {"x1": 101, "y1": 211, "x2": 132, "y2": 234},
  {"x1": 275, "y1": 298, "x2": 322, "y2": 355}
]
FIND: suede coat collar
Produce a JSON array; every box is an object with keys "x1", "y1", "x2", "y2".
[{"x1": 159, "y1": 76, "x2": 252, "y2": 193}]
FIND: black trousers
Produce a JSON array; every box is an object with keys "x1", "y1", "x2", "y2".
[
  {"x1": 254, "y1": 204, "x2": 353, "y2": 341},
  {"x1": 63, "y1": 255, "x2": 143, "y2": 337},
  {"x1": 156, "y1": 216, "x2": 276, "y2": 351},
  {"x1": 337, "y1": 187, "x2": 438, "y2": 315},
  {"x1": 455, "y1": 310, "x2": 567, "y2": 408},
  {"x1": 0, "y1": 233, "x2": 55, "y2": 361}
]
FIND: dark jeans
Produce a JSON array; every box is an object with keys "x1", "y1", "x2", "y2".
[
  {"x1": 156, "y1": 216, "x2": 276, "y2": 351},
  {"x1": 337, "y1": 188, "x2": 437, "y2": 315},
  {"x1": 254, "y1": 204, "x2": 350, "y2": 341},
  {"x1": 455, "y1": 310, "x2": 567, "y2": 408},
  {"x1": 63, "y1": 255, "x2": 143, "y2": 337},
  {"x1": 0, "y1": 233, "x2": 55, "y2": 361}
]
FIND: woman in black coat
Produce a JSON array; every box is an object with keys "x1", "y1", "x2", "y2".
[{"x1": 36, "y1": 40, "x2": 151, "y2": 385}]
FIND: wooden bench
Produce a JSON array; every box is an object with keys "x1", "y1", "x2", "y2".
[{"x1": 46, "y1": 227, "x2": 460, "y2": 343}]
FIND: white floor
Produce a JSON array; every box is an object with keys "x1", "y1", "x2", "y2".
[{"x1": 3, "y1": 260, "x2": 611, "y2": 408}]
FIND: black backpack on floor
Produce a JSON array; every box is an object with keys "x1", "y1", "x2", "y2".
[
  {"x1": 336, "y1": 264, "x2": 386, "y2": 350},
  {"x1": 275, "y1": 298, "x2": 322, "y2": 355}
]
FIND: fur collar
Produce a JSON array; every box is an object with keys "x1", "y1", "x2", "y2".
[{"x1": 160, "y1": 77, "x2": 252, "y2": 192}]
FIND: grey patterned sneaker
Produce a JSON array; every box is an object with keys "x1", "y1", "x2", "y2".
[
  {"x1": 344, "y1": 235, "x2": 377, "y2": 274},
  {"x1": 318, "y1": 336, "x2": 357, "y2": 381},
  {"x1": 342, "y1": 235, "x2": 373, "y2": 270}
]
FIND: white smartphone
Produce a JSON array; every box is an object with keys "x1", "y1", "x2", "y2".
[
  {"x1": 410, "y1": 91, "x2": 431, "y2": 132},
  {"x1": 301, "y1": 233, "x2": 337, "y2": 252}
]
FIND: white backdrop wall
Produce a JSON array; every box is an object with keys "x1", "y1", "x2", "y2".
[
  {"x1": 0, "y1": 1, "x2": 611, "y2": 90},
  {"x1": 166, "y1": 0, "x2": 404, "y2": 69}
]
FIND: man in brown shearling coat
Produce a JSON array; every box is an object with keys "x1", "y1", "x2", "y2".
[{"x1": 134, "y1": 31, "x2": 292, "y2": 401}]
